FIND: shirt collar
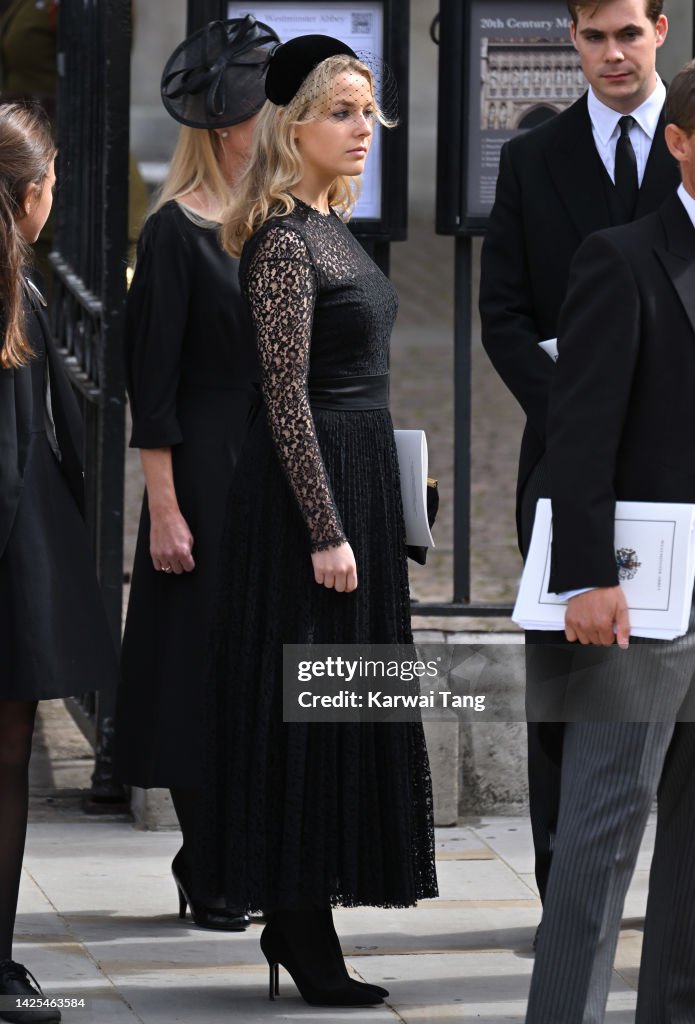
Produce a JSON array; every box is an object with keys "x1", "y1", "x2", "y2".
[
  {"x1": 588, "y1": 75, "x2": 666, "y2": 145},
  {"x1": 677, "y1": 182, "x2": 695, "y2": 230}
]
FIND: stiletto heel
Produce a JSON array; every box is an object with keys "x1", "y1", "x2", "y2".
[
  {"x1": 177, "y1": 884, "x2": 187, "y2": 919},
  {"x1": 171, "y1": 849, "x2": 250, "y2": 931},
  {"x1": 267, "y1": 962, "x2": 279, "y2": 1000},
  {"x1": 259, "y1": 913, "x2": 383, "y2": 1007}
]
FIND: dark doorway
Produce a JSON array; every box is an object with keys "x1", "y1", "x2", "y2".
[{"x1": 518, "y1": 105, "x2": 557, "y2": 130}]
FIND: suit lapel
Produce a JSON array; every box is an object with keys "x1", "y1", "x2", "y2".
[
  {"x1": 543, "y1": 95, "x2": 612, "y2": 241},
  {"x1": 655, "y1": 193, "x2": 695, "y2": 340},
  {"x1": 636, "y1": 109, "x2": 680, "y2": 217},
  {"x1": 544, "y1": 98, "x2": 678, "y2": 235}
]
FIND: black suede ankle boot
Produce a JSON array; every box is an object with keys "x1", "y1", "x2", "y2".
[{"x1": 260, "y1": 910, "x2": 383, "y2": 1007}]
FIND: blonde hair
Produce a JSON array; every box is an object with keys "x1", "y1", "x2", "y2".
[
  {"x1": 221, "y1": 55, "x2": 394, "y2": 257},
  {"x1": 0, "y1": 103, "x2": 56, "y2": 369},
  {"x1": 149, "y1": 126, "x2": 230, "y2": 217}
]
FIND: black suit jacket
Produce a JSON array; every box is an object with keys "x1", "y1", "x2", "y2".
[
  {"x1": 547, "y1": 191, "x2": 695, "y2": 592},
  {"x1": 479, "y1": 93, "x2": 679, "y2": 532},
  {"x1": 0, "y1": 287, "x2": 84, "y2": 557}
]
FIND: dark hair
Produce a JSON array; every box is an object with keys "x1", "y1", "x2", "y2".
[
  {"x1": 665, "y1": 60, "x2": 695, "y2": 134},
  {"x1": 0, "y1": 102, "x2": 55, "y2": 369},
  {"x1": 567, "y1": 0, "x2": 664, "y2": 24}
]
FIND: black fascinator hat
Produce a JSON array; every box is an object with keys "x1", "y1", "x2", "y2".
[
  {"x1": 161, "y1": 15, "x2": 281, "y2": 129},
  {"x1": 265, "y1": 34, "x2": 357, "y2": 106}
]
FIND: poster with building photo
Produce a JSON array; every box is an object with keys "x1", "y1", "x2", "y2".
[
  {"x1": 467, "y1": 1, "x2": 585, "y2": 220},
  {"x1": 228, "y1": 2, "x2": 384, "y2": 220}
]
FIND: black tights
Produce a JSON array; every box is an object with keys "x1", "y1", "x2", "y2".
[
  {"x1": 0, "y1": 700, "x2": 37, "y2": 961},
  {"x1": 169, "y1": 786, "x2": 199, "y2": 857},
  {"x1": 169, "y1": 786, "x2": 223, "y2": 904}
]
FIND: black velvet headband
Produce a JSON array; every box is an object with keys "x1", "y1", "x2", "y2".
[
  {"x1": 265, "y1": 34, "x2": 358, "y2": 106},
  {"x1": 161, "y1": 15, "x2": 281, "y2": 129}
]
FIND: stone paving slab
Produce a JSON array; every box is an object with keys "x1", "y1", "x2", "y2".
[
  {"x1": 434, "y1": 860, "x2": 535, "y2": 904},
  {"x1": 13, "y1": 816, "x2": 656, "y2": 1024},
  {"x1": 12, "y1": 880, "x2": 139, "y2": 1022},
  {"x1": 89, "y1": 967, "x2": 395, "y2": 1023},
  {"x1": 466, "y1": 819, "x2": 535, "y2": 877},
  {"x1": 357, "y1": 950, "x2": 637, "y2": 1023}
]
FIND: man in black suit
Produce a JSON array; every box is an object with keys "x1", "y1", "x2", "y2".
[
  {"x1": 479, "y1": 0, "x2": 679, "y2": 903},
  {"x1": 526, "y1": 59, "x2": 695, "y2": 1022}
]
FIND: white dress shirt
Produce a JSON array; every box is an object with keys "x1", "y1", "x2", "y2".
[
  {"x1": 588, "y1": 76, "x2": 666, "y2": 185},
  {"x1": 538, "y1": 80, "x2": 666, "y2": 370},
  {"x1": 678, "y1": 181, "x2": 695, "y2": 228}
]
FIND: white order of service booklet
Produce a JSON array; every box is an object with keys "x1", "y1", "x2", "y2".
[
  {"x1": 393, "y1": 430, "x2": 435, "y2": 550},
  {"x1": 513, "y1": 499, "x2": 695, "y2": 640}
]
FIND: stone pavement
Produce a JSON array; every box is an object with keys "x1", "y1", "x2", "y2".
[{"x1": 16, "y1": 701, "x2": 652, "y2": 1024}]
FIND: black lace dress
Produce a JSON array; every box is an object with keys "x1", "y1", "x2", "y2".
[{"x1": 203, "y1": 199, "x2": 437, "y2": 911}]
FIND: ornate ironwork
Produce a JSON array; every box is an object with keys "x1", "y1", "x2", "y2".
[{"x1": 49, "y1": 0, "x2": 131, "y2": 804}]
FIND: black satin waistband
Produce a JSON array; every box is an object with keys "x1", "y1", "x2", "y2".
[{"x1": 308, "y1": 373, "x2": 389, "y2": 411}]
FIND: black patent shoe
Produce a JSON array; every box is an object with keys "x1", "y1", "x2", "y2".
[
  {"x1": 260, "y1": 914, "x2": 383, "y2": 1007},
  {"x1": 0, "y1": 960, "x2": 61, "y2": 1023},
  {"x1": 172, "y1": 851, "x2": 250, "y2": 931}
]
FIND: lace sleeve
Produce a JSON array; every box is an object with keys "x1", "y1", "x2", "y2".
[{"x1": 244, "y1": 224, "x2": 347, "y2": 552}]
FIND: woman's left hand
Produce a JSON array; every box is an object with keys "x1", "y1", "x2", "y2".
[
  {"x1": 139, "y1": 447, "x2": 196, "y2": 576},
  {"x1": 149, "y1": 507, "x2": 195, "y2": 575},
  {"x1": 311, "y1": 542, "x2": 358, "y2": 592}
]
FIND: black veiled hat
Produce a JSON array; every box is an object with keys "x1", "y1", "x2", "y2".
[
  {"x1": 265, "y1": 34, "x2": 357, "y2": 106},
  {"x1": 161, "y1": 16, "x2": 281, "y2": 129}
]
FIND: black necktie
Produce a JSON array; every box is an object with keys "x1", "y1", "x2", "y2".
[{"x1": 614, "y1": 115, "x2": 638, "y2": 221}]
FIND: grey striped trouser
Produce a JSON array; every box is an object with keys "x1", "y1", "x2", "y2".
[
  {"x1": 525, "y1": 619, "x2": 695, "y2": 1024},
  {"x1": 521, "y1": 455, "x2": 565, "y2": 903}
]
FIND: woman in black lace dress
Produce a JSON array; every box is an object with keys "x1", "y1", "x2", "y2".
[
  {"x1": 205, "y1": 36, "x2": 437, "y2": 1007},
  {"x1": 0, "y1": 103, "x2": 116, "y2": 1022}
]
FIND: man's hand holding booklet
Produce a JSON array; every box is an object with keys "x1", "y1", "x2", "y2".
[{"x1": 513, "y1": 499, "x2": 695, "y2": 641}]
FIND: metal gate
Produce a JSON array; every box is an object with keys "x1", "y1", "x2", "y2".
[
  {"x1": 50, "y1": 0, "x2": 131, "y2": 803},
  {"x1": 48, "y1": 0, "x2": 216, "y2": 802}
]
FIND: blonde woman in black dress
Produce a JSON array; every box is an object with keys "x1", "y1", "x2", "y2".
[
  {"x1": 115, "y1": 17, "x2": 279, "y2": 931},
  {"x1": 0, "y1": 102, "x2": 116, "y2": 1022},
  {"x1": 203, "y1": 34, "x2": 438, "y2": 1007}
]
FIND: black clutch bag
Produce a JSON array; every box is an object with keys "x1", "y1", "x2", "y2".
[{"x1": 407, "y1": 477, "x2": 439, "y2": 565}]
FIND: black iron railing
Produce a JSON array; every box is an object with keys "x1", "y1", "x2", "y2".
[{"x1": 50, "y1": 0, "x2": 131, "y2": 803}]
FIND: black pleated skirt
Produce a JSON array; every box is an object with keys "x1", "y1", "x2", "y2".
[{"x1": 196, "y1": 406, "x2": 438, "y2": 911}]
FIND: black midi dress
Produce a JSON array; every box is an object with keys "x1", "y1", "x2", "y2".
[
  {"x1": 116, "y1": 201, "x2": 259, "y2": 788},
  {"x1": 0, "y1": 290, "x2": 117, "y2": 700},
  {"x1": 199, "y1": 199, "x2": 438, "y2": 911}
]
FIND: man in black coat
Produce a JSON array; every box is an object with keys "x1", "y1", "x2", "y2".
[
  {"x1": 478, "y1": 0, "x2": 678, "y2": 903},
  {"x1": 525, "y1": 59, "x2": 695, "y2": 1023}
]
